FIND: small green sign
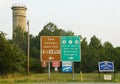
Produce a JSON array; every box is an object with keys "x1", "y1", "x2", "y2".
[{"x1": 60, "y1": 36, "x2": 81, "y2": 62}]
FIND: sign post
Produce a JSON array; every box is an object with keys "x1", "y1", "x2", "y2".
[
  {"x1": 72, "y1": 62, "x2": 74, "y2": 80},
  {"x1": 48, "y1": 62, "x2": 51, "y2": 79},
  {"x1": 41, "y1": 36, "x2": 60, "y2": 79},
  {"x1": 41, "y1": 36, "x2": 81, "y2": 80},
  {"x1": 98, "y1": 61, "x2": 114, "y2": 80},
  {"x1": 61, "y1": 36, "x2": 81, "y2": 80}
]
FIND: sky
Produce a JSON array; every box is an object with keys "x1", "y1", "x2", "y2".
[{"x1": 0, "y1": 0, "x2": 120, "y2": 47}]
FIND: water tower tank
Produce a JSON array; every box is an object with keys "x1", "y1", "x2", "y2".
[{"x1": 11, "y1": 3, "x2": 27, "y2": 38}]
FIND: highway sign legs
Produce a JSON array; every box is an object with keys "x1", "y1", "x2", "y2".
[
  {"x1": 48, "y1": 62, "x2": 51, "y2": 80},
  {"x1": 72, "y1": 62, "x2": 74, "y2": 80}
]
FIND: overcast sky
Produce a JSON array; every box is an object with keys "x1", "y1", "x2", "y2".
[{"x1": 1, "y1": 0, "x2": 120, "y2": 47}]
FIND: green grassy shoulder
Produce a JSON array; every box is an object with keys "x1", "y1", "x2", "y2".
[{"x1": 0, "y1": 73, "x2": 120, "y2": 84}]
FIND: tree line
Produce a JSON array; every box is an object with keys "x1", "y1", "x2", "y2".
[{"x1": 0, "y1": 22, "x2": 120, "y2": 75}]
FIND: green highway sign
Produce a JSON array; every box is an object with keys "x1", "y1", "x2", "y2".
[{"x1": 60, "y1": 36, "x2": 81, "y2": 62}]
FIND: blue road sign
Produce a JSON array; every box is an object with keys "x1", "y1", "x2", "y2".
[
  {"x1": 62, "y1": 62, "x2": 72, "y2": 73},
  {"x1": 62, "y1": 66, "x2": 72, "y2": 72},
  {"x1": 98, "y1": 61, "x2": 114, "y2": 72}
]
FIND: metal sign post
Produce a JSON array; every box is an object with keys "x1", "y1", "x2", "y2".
[
  {"x1": 48, "y1": 57, "x2": 53, "y2": 79},
  {"x1": 48, "y1": 62, "x2": 51, "y2": 79},
  {"x1": 41, "y1": 36, "x2": 60, "y2": 80},
  {"x1": 60, "y1": 36, "x2": 81, "y2": 80},
  {"x1": 72, "y1": 62, "x2": 74, "y2": 80}
]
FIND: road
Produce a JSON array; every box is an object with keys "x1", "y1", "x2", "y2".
[{"x1": 16, "y1": 82, "x2": 119, "y2": 84}]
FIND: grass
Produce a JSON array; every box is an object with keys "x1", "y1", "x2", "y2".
[{"x1": 0, "y1": 72, "x2": 120, "y2": 84}]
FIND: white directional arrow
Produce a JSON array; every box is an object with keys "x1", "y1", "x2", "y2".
[
  {"x1": 68, "y1": 57, "x2": 73, "y2": 60},
  {"x1": 49, "y1": 57, "x2": 54, "y2": 60}
]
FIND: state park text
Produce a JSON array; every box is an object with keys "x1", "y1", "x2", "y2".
[{"x1": 40, "y1": 36, "x2": 81, "y2": 62}]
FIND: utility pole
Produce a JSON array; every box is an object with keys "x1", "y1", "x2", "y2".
[{"x1": 27, "y1": 20, "x2": 30, "y2": 77}]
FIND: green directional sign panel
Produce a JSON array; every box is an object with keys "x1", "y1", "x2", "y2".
[{"x1": 60, "y1": 36, "x2": 81, "y2": 62}]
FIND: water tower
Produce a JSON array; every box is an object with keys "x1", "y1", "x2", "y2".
[{"x1": 11, "y1": 3, "x2": 27, "y2": 38}]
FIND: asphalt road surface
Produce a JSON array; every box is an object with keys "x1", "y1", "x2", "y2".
[{"x1": 17, "y1": 82, "x2": 119, "y2": 84}]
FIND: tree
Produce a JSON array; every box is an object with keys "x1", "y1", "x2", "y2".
[
  {"x1": 0, "y1": 31, "x2": 26, "y2": 74},
  {"x1": 80, "y1": 37, "x2": 89, "y2": 72},
  {"x1": 39, "y1": 22, "x2": 74, "y2": 36},
  {"x1": 89, "y1": 35, "x2": 102, "y2": 49},
  {"x1": 88, "y1": 35, "x2": 102, "y2": 72},
  {"x1": 40, "y1": 22, "x2": 60, "y2": 36},
  {"x1": 13, "y1": 26, "x2": 27, "y2": 54},
  {"x1": 66, "y1": 30, "x2": 74, "y2": 36},
  {"x1": 114, "y1": 47, "x2": 120, "y2": 72},
  {"x1": 60, "y1": 29, "x2": 67, "y2": 36},
  {"x1": 103, "y1": 41, "x2": 113, "y2": 48}
]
